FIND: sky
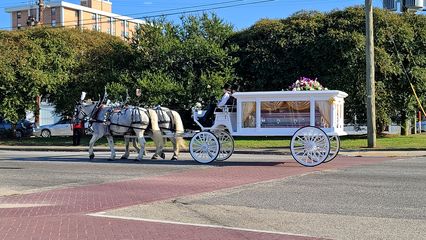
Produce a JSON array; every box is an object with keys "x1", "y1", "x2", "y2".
[{"x1": 0, "y1": 0, "x2": 384, "y2": 31}]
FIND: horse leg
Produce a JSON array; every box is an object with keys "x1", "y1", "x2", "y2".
[
  {"x1": 132, "y1": 138, "x2": 142, "y2": 154},
  {"x1": 88, "y1": 134, "x2": 102, "y2": 160},
  {"x1": 106, "y1": 135, "x2": 116, "y2": 161},
  {"x1": 121, "y1": 136, "x2": 130, "y2": 159},
  {"x1": 170, "y1": 137, "x2": 179, "y2": 161},
  {"x1": 134, "y1": 130, "x2": 146, "y2": 161},
  {"x1": 151, "y1": 130, "x2": 165, "y2": 159}
]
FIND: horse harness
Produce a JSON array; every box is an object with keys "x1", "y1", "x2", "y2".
[{"x1": 87, "y1": 105, "x2": 176, "y2": 134}]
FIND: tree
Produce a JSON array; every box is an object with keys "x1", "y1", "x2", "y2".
[
  {"x1": 128, "y1": 14, "x2": 238, "y2": 111},
  {"x1": 229, "y1": 7, "x2": 426, "y2": 133}
]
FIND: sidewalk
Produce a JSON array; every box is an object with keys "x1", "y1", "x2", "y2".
[{"x1": 1, "y1": 145, "x2": 426, "y2": 157}]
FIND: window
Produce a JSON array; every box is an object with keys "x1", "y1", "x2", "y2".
[
  {"x1": 121, "y1": 20, "x2": 125, "y2": 27},
  {"x1": 107, "y1": 28, "x2": 111, "y2": 34},
  {"x1": 242, "y1": 102, "x2": 256, "y2": 128},
  {"x1": 121, "y1": 31, "x2": 125, "y2": 37},
  {"x1": 91, "y1": 13, "x2": 96, "y2": 20},
  {"x1": 92, "y1": 24, "x2": 97, "y2": 30},
  {"x1": 51, "y1": 20, "x2": 57, "y2": 27},
  {"x1": 17, "y1": 23, "x2": 22, "y2": 30},
  {"x1": 17, "y1": 11, "x2": 21, "y2": 19},
  {"x1": 125, "y1": 31, "x2": 129, "y2": 37},
  {"x1": 260, "y1": 101, "x2": 310, "y2": 128},
  {"x1": 126, "y1": 21, "x2": 129, "y2": 28},
  {"x1": 75, "y1": 10, "x2": 79, "y2": 18},
  {"x1": 51, "y1": 8, "x2": 56, "y2": 16}
]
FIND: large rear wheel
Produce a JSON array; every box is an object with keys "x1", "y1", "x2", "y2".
[
  {"x1": 323, "y1": 135, "x2": 340, "y2": 163},
  {"x1": 290, "y1": 126, "x2": 330, "y2": 167},
  {"x1": 189, "y1": 131, "x2": 220, "y2": 164}
]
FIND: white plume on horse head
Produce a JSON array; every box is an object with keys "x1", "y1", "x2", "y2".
[{"x1": 80, "y1": 92, "x2": 87, "y2": 101}]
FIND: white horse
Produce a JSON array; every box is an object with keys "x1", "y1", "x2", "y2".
[
  {"x1": 75, "y1": 100, "x2": 157, "y2": 161},
  {"x1": 121, "y1": 106, "x2": 186, "y2": 161}
]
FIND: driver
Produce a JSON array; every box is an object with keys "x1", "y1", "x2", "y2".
[{"x1": 199, "y1": 83, "x2": 231, "y2": 126}]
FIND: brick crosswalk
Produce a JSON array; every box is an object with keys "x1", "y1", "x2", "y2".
[{"x1": 0, "y1": 156, "x2": 391, "y2": 240}]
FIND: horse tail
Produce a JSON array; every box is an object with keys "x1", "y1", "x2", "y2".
[
  {"x1": 147, "y1": 109, "x2": 163, "y2": 149},
  {"x1": 171, "y1": 110, "x2": 186, "y2": 150}
]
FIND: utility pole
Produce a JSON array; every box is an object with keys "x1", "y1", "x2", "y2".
[
  {"x1": 366, "y1": 0, "x2": 376, "y2": 147},
  {"x1": 38, "y1": 0, "x2": 45, "y2": 25}
]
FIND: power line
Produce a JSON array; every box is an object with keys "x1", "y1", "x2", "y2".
[
  {"x1": 0, "y1": 0, "x2": 382, "y2": 31},
  {"x1": 0, "y1": 0, "x2": 276, "y2": 30}
]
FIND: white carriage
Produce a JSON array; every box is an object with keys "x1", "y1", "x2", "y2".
[{"x1": 190, "y1": 90, "x2": 348, "y2": 167}]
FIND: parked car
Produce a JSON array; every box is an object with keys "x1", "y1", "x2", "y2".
[
  {"x1": 0, "y1": 117, "x2": 34, "y2": 138},
  {"x1": 33, "y1": 118, "x2": 73, "y2": 137},
  {"x1": 15, "y1": 119, "x2": 35, "y2": 138},
  {"x1": 0, "y1": 118, "x2": 13, "y2": 137}
]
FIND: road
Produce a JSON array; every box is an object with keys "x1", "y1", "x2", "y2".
[{"x1": 0, "y1": 150, "x2": 425, "y2": 239}]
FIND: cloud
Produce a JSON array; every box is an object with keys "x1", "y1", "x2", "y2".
[{"x1": 144, "y1": 1, "x2": 153, "y2": 4}]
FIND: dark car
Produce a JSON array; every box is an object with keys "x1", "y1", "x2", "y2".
[
  {"x1": 0, "y1": 117, "x2": 34, "y2": 138},
  {"x1": 15, "y1": 119, "x2": 35, "y2": 138}
]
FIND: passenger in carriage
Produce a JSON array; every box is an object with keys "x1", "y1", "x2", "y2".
[{"x1": 198, "y1": 83, "x2": 232, "y2": 126}]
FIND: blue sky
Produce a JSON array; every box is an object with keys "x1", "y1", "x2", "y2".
[{"x1": 0, "y1": 0, "x2": 383, "y2": 30}]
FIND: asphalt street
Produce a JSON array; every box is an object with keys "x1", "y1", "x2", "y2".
[{"x1": 0, "y1": 150, "x2": 425, "y2": 239}]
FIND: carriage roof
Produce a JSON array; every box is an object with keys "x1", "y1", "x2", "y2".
[{"x1": 232, "y1": 90, "x2": 348, "y2": 99}]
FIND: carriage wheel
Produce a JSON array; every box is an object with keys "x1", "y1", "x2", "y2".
[
  {"x1": 290, "y1": 126, "x2": 330, "y2": 167},
  {"x1": 323, "y1": 135, "x2": 340, "y2": 163},
  {"x1": 189, "y1": 131, "x2": 220, "y2": 164},
  {"x1": 213, "y1": 130, "x2": 234, "y2": 161}
]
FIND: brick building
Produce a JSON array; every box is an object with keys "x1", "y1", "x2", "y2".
[{"x1": 5, "y1": 0, "x2": 144, "y2": 39}]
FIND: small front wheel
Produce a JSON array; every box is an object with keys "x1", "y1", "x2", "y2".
[
  {"x1": 189, "y1": 131, "x2": 220, "y2": 164},
  {"x1": 290, "y1": 126, "x2": 330, "y2": 167},
  {"x1": 213, "y1": 130, "x2": 234, "y2": 161}
]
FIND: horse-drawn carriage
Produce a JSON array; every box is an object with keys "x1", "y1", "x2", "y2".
[
  {"x1": 76, "y1": 90, "x2": 347, "y2": 167},
  {"x1": 189, "y1": 90, "x2": 348, "y2": 167}
]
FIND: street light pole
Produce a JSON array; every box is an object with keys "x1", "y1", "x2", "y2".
[{"x1": 366, "y1": 0, "x2": 376, "y2": 147}]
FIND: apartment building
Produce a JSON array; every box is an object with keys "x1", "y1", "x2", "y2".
[{"x1": 5, "y1": 0, "x2": 144, "y2": 39}]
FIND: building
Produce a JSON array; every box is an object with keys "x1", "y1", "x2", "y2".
[{"x1": 5, "y1": 0, "x2": 144, "y2": 39}]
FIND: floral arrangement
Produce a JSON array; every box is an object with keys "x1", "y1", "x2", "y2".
[{"x1": 289, "y1": 77, "x2": 327, "y2": 91}]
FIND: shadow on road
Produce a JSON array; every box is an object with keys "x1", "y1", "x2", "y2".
[{"x1": 2, "y1": 155, "x2": 287, "y2": 167}]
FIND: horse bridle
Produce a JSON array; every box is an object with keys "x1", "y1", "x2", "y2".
[{"x1": 75, "y1": 102, "x2": 98, "y2": 121}]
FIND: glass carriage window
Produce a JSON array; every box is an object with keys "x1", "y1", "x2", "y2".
[
  {"x1": 260, "y1": 101, "x2": 310, "y2": 128},
  {"x1": 315, "y1": 101, "x2": 331, "y2": 128},
  {"x1": 242, "y1": 102, "x2": 256, "y2": 128}
]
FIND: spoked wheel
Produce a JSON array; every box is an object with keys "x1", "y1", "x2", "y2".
[
  {"x1": 323, "y1": 135, "x2": 340, "y2": 163},
  {"x1": 213, "y1": 130, "x2": 234, "y2": 161},
  {"x1": 290, "y1": 126, "x2": 330, "y2": 167},
  {"x1": 189, "y1": 131, "x2": 220, "y2": 164}
]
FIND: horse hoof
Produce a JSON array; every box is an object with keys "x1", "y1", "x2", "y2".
[
  {"x1": 121, "y1": 156, "x2": 128, "y2": 160},
  {"x1": 160, "y1": 153, "x2": 166, "y2": 159},
  {"x1": 108, "y1": 158, "x2": 114, "y2": 161},
  {"x1": 151, "y1": 155, "x2": 159, "y2": 160},
  {"x1": 171, "y1": 157, "x2": 178, "y2": 161},
  {"x1": 89, "y1": 154, "x2": 94, "y2": 160}
]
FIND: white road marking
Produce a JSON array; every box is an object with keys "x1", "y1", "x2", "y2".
[{"x1": 87, "y1": 212, "x2": 316, "y2": 238}]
